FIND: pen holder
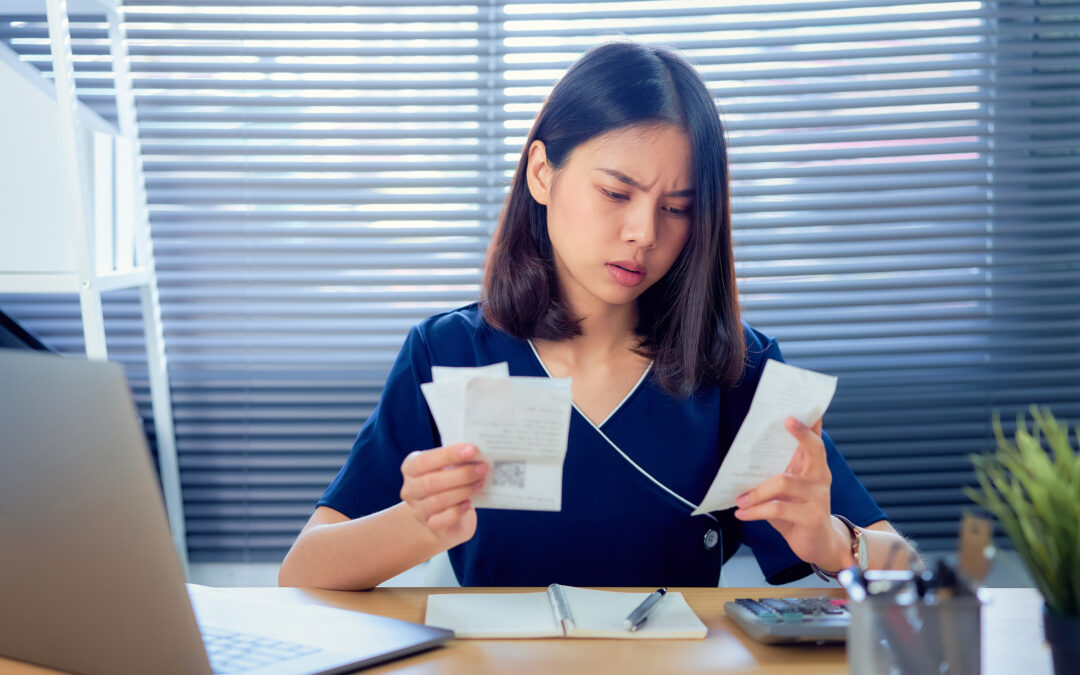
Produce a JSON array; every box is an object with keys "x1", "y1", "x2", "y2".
[{"x1": 847, "y1": 593, "x2": 982, "y2": 675}]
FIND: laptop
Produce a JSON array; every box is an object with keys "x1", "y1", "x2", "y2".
[{"x1": 0, "y1": 349, "x2": 453, "y2": 675}]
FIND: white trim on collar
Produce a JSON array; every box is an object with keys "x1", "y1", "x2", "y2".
[
  {"x1": 525, "y1": 338, "x2": 717, "y2": 524},
  {"x1": 526, "y1": 338, "x2": 652, "y2": 428}
]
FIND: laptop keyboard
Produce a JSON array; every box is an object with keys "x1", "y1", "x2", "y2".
[{"x1": 201, "y1": 625, "x2": 322, "y2": 674}]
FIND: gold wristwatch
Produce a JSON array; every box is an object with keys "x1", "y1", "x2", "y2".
[{"x1": 811, "y1": 514, "x2": 868, "y2": 580}]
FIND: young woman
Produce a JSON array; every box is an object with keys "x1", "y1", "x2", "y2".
[{"x1": 279, "y1": 40, "x2": 918, "y2": 590}]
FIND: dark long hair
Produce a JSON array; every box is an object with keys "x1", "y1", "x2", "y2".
[{"x1": 482, "y1": 40, "x2": 744, "y2": 397}]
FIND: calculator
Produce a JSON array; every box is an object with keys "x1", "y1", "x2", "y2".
[{"x1": 724, "y1": 596, "x2": 850, "y2": 644}]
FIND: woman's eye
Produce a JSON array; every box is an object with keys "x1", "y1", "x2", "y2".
[
  {"x1": 600, "y1": 188, "x2": 690, "y2": 217},
  {"x1": 599, "y1": 188, "x2": 629, "y2": 201}
]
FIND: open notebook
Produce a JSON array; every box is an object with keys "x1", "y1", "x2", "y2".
[{"x1": 424, "y1": 584, "x2": 707, "y2": 639}]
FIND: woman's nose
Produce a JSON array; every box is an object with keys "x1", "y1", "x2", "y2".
[{"x1": 621, "y1": 203, "x2": 659, "y2": 248}]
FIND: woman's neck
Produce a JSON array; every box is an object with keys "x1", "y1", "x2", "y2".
[
  {"x1": 574, "y1": 308, "x2": 637, "y2": 356},
  {"x1": 545, "y1": 291, "x2": 641, "y2": 366}
]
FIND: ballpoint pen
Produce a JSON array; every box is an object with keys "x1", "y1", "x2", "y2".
[{"x1": 624, "y1": 588, "x2": 667, "y2": 632}]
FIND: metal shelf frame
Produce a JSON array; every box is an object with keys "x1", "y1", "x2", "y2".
[{"x1": 0, "y1": 0, "x2": 188, "y2": 574}]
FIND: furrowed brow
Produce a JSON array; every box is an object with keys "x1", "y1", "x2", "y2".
[{"x1": 597, "y1": 168, "x2": 694, "y2": 197}]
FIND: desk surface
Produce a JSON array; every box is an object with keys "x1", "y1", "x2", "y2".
[{"x1": 0, "y1": 586, "x2": 1051, "y2": 675}]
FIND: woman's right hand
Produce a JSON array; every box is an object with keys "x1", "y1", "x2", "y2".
[{"x1": 399, "y1": 443, "x2": 488, "y2": 549}]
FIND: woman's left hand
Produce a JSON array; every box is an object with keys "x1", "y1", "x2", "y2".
[{"x1": 732, "y1": 417, "x2": 850, "y2": 571}]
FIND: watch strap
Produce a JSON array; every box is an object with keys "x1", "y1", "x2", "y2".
[{"x1": 811, "y1": 514, "x2": 863, "y2": 580}]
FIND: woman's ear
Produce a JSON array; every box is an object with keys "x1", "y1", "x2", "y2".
[{"x1": 525, "y1": 139, "x2": 554, "y2": 206}]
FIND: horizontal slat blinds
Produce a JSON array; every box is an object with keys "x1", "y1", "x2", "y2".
[
  {"x1": 2, "y1": 0, "x2": 1077, "y2": 562},
  {"x1": 2, "y1": 1, "x2": 500, "y2": 562}
]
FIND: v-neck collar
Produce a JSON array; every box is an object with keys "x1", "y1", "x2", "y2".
[{"x1": 525, "y1": 338, "x2": 653, "y2": 430}]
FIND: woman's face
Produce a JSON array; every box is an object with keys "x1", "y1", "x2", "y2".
[{"x1": 526, "y1": 123, "x2": 694, "y2": 316}]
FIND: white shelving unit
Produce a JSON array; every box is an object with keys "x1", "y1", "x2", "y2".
[{"x1": 0, "y1": 0, "x2": 188, "y2": 574}]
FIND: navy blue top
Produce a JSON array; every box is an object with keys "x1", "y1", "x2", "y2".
[{"x1": 317, "y1": 303, "x2": 886, "y2": 586}]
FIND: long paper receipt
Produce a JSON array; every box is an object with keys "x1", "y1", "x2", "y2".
[
  {"x1": 692, "y1": 359, "x2": 838, "y2": 515},
  {"x1": 421, "y1": 363, "x2": 572, "y2": 511}
]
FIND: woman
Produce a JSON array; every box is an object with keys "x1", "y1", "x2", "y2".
[{"x1": 279, "y1": 40, "x2": 918, "y2": 590}]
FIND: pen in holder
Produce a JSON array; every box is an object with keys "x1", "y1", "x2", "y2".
[
  {"x1": 840, "y1": 515, "x2": 993, "y2": 675},
  {"x1": 841, "y1": 565, "x2": 982, "y2": 675}
]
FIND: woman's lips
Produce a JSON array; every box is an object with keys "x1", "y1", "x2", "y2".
[{"x1": 606, "y1": 261, "x2": 647, "y2": 287}]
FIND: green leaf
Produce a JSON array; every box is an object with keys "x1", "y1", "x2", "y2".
[{"x1": 969, "y1": 406, "x2": 1080, "y2": 617}]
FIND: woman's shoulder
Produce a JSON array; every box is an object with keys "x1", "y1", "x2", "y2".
[
  {"x1": 740, "y1": 319, "x2": 778, "y2": 360},
  {"x1": 733, "y1": 319, "x2": 784, "y2": 387},
  {"x1": 410, "y1": 302, "x2": 508, "y2": 366},
  {"x1": 414, "y1": 301, "x2": 486, "y2": 340}
]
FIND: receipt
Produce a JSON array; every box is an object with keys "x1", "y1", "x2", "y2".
[
  {"x1": 423, "y1": 363, "x2": 509, "y2": 443},
  {"x1": 692, "y1": 359, "x2": 838, "y2": 515},
  {"x1": 421, "y1": 363, "x2": 572, "y2": 511}
]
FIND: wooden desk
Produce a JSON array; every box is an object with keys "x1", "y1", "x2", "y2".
[{"x1": 0, "y1": 587, "x2": 1052, "y2": 674}]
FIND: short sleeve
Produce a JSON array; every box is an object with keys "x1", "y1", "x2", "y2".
[
  {"x1": 316, "y1": 325, "x2": 438, "y2": 519},
  {"x1": 736, "y1": 331, "x2": 888, "y2": 585}
]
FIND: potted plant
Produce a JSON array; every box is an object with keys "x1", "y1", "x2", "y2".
[{"x1": 966, "y1": 406, "x2": 1079, "y2": 675}]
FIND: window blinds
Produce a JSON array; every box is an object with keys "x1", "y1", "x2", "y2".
[{"x1": 1, "y1": 0, "x2": 1077, "y2": 561}]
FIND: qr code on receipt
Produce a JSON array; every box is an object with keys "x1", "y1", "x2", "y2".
[{"x1": 491, "y1": 461, "x2": 525, "y2": 488}]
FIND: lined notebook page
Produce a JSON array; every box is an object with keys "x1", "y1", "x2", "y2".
[
  {"x1": 561, "y1": 587, "x2": 707, "y2": 639},
  {"x1": 424, "y1": 592, "x2": 562, "y2": 638}
]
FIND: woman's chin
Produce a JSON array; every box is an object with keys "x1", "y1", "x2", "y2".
[
  {"x1": 593, "y1": 281, "x2": 650, "y2": 308},
  {"x1": 556, "y1": 269, "x2": 652, "y2": 313}
]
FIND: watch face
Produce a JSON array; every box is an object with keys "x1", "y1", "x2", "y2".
[{"x1": 856, "y1": 533, "x2": 869, "y2": 570}]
